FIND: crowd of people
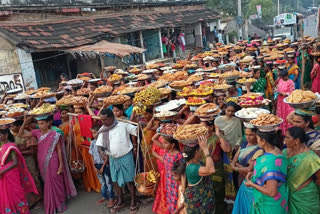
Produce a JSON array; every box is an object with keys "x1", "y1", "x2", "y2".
[{"x1": 1, "y1": 35, "x2": 320, "y2": 214}]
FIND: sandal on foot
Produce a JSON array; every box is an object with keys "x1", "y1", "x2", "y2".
[
  {"x1": 110, "y1": 203, "x2": 125, "y2": 213},
  {"x1": 96, "y1": 198, "x2": 107, "y2": 205},
  {"x1": 107, "y1": 199, "x2": 117, "y2": 208},
  {"x1": 130, "y1": 204, "x2": 139, "y2": 214}
]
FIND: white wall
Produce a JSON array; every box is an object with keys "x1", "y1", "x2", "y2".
[{"x1": 17, "y1": 48, "x2": 37, "y2": 89}]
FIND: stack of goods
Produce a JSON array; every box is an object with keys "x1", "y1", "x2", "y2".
[
  {"x1": 186, "y1": 74, "x2": 203, "y2": 83},
  {"x1": 173, "y1": 124, "x2": 208, "y2": 145},
  {"x1": 195, "y1": 103, "x2": 220, "y2": 117},
  {"x1": 285, "y1": 90, "x2": 319, "y2": 108},
  {"x1": 77, "y1": 88, "x2": 92, "y2": 96},
  {"x1": 157, "y1": 123, "x2": 177, "y2": 138},
  {"x1": 93, "y1": 86, "x2": 113, "y2": 97},
  {"x1": 57, "y1": 95, "x2": 88, "y2": 106},
  {"x1": 29, "y1": 103, "x2": 56, "y2": 116},
  {"x1": 220, "y1": 70, "x2": 240, "y2": 79},
  {"x1": 137, "y1": 74, "x2": 149, "y2": 81},
  {"x1": 119, "y1": 87, "x2": 139, "y2": 95},
  {"x1": 178, "y1": 86, "x2": 213, "y2": 97},
  {"x1": 108, "y1": 74, "x2": 122, "y2": 83},
  {"x1": 154, "y1": 111, "x2": 178, "y2": 121},
  {"x1": 6, "y1": 107, "x2": 25, "y2": 118},
  {"x1": 148, "y1": 80, "x2": 168, "y2": 88},
  {"x1": 104, "y1": 95, "x2": 131, "y2": 105},
  {"x1": 213, "y1": 83, "x2": 232, "y2": 91},
  {"x1": 159, "y1": 88, "x2": 171, "y2": 99},
  {"x1": 169, "y1": 80, "x2": 191, "y2": 90},
  {"x1": 133, "y1": 87, "x2": 161, "y2": 114},
  {"x1": 155, "y1": 99, "x2": 186, "y2": 112},
  {"x1": 186, "y1": 97, "x2": 206, "y2": 106},
  {"x1": 237, "y1": 78, "x2": 256, "y2": 84},
  {"x1": 235, "y1": 108, "x2": 270, "y2": 121},
  {"x1": 129, "y1": 67, "x2": 142, "y2": 74},
  {"x1": 238, "y1": 93, "x2": 266, "y2": 108},
  {"x1": 250, "y1": 114, "x2": 283, "y2": 131},
  {"x1": 0, "y1": 118, "x2": 16, "y2": 125},
  {"x1": 32, "y1": 88, "x2": 55, "y2": 99}
]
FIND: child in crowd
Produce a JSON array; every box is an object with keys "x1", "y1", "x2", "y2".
[
  {"x1": 162, "y1": 138, "x2": 183, "y2": 214},
  {"x1": 89, "y1": 125, "x2": 116, "y2": 207},
  {"x1": 172, "y1": 161, "x2": 186, "y2": 214}
]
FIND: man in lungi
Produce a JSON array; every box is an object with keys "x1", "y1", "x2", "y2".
[{"x1": 96, "y1": 108, "x2": 138, "y2": 213}]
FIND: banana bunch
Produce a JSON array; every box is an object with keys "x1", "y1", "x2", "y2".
[
  {"x1": 30, "y1": 103, "x2": 56, "y2": 115},
  {"x1": 146, "y1": 170, "x2": 160, "y2": 184},
  {"x1": 133, "y1": 105, "x2": 146, "y2": 115},
  {"x1": 133, "y1": 87, "x2": 161, "y2": 106}
]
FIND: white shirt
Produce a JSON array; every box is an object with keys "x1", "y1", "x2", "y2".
[{"x1": 96, "y1": 122, "x2": 137, "y2": 158}]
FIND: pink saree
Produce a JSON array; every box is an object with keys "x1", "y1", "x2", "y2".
[
  {"x1": 32, "y1": 130, "x2": 77, "y2": 214},
  {"x1": 276, "y1": 78, "x2": 295, "y2": 135},
  {"x1": 0, "y1": 143, "x2": 38, "y2": 214},
  {"x1": 311, "y1": 63, "x2": 320, "y2": 93}
]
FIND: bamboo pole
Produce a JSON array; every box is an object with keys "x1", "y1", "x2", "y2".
[
  {"x1": 67, "y1": 112, "x2": 138, "y2": 126},
  {"x1": 300, "y1": 19, "x2": 305, "y2": 90}
]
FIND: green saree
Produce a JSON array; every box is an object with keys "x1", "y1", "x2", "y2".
[
  {"x1": 283, "y1": 149, "x2": 320, "y2": 214},
  {"x1": 251, "y1": 153, "x2": 288, "y2": 214},
  {"x1": 252, "y1": 78, "x2": 267, "y2": 95}
]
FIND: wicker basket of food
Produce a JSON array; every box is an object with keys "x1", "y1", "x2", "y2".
[{"x1": 134, "y1": 171, "x2": 159, "y2": 196}]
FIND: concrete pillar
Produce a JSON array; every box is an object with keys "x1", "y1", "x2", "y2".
[
  {"x1": 139, "y1": 31, "x2": 146, "y2": 63},
  {"x1": 194, "y1": 23, "x2": 203, "y2": 48},
  {"x1": 158, "y1": 29, "x2": 164, "y2": 58},
  {"x1": 17, "y1": 48, "x2": 37, "y2": 89}
]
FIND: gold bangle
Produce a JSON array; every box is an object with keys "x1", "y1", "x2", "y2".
[{"x1": 205, "y1": 153, "x2": 210, "y2": 158}]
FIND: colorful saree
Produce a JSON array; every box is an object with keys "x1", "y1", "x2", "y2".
[
  {"x1": 311, "y1": 63, "x2": 320, "y2": 93},
  {"x1": 204, "y1": 135, "x2": 236, "y2": 213},
  {"x1": 74, "y1": 122, "x2": 101, "y2": 192},
  {"x1": 252, "y1": 78, "x2": 267, "y2": 95},
  {"x1": 152, "y1": 137, "x2": 168, "y2": 214},
  {"x1": 306, "y1": 130, "x2": 320, "y2": 152},
  {"x1": 286, "y1": 63, "x2": 300, "y2": 89},
  {"x1": 0, "y1": 143, "x2": 38, "y2": 214},
  {"x1": 184, "y1": 167, "x2": 215, "y2": 214},
  {"x1": 32, "y1": 130, "x2": 77, "y2": 214},
  {"x1": 265, "y1": 72, "x2": 274, "y2": 100},
  {"x1": 163, "y1": 152, "x2": 183, "y2": 214},
  {"x1": 298, "y1": 52, "x2": 311, "y2": 86},
  {"x1": 276, "y1": 78, "x2": 295, "y2": 135},
  {"x1": 13, "y1": 131, "x2": 41, "y2": 207},
  {"x1": 251, "y1": 154, "x2": 288, "y2": 214},
  {"x1": 232, "y1": 144, "x2": 262, "y2": 214},
  {"x1": 283, "y1": 149, "x2": 320, "y2": 214}
]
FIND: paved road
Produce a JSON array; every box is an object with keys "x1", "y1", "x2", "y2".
[
  {"x1": 304, "y1": 13, "x2": 318, "y2": 38},
  {"x1": 31, "y1": 190, "x2": 153, "y2": 214}
]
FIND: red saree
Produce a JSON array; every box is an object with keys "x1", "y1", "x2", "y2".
[
  {"x1": 0, "y1": 143, "x2": 38, "y2": 214},
  {"x1": 152, "y1": 137, "x2": 169, "y2": 214}
]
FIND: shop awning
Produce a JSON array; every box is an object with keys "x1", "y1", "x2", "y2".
[{"x1": 65, "y1": 40, "x2": 145, "y2": 57}]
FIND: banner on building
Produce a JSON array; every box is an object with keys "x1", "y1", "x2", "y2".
[
  {"x1": 257, "y1": 5, "x2": 262, "y2": 18},
  {"x1": 0, "y1": 73, "x2": 25, "y2": 94}
]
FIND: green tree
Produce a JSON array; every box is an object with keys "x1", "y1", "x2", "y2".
[{"x1": 248, "y1": 0, "x2": 277, "y2": 24}]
